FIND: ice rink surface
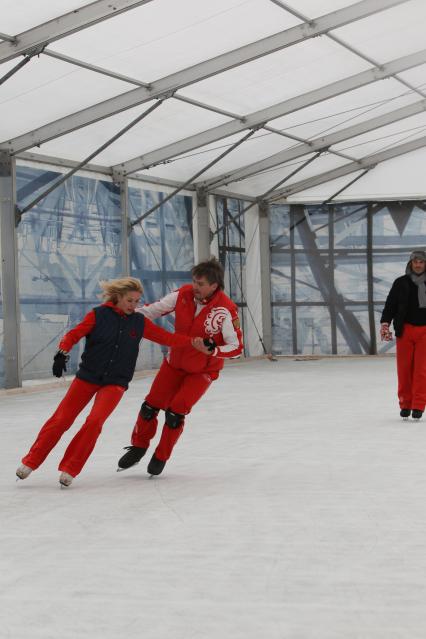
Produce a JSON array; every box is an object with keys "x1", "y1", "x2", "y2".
[{"x1": 2, "y1": 356, "x2": 426, "y2": 639}]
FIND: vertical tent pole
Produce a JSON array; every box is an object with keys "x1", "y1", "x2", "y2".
[
  {"x1": 194, "y1": 188, "x2": 211, "y2": 262},
  {"x1": 244, "y1": 200, "x2": 273, "y2": 355},
  {"x1": 113, "y1": 171, "x2": 130, "y2": 276},
  {"x1": 0, "y1": 151, "x2": 22, "y2": 388}
]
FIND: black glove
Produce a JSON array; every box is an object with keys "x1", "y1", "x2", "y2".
[
  {"x1": 52, "y1": 350, "x2": 69, "y2": 378},
  {"x1": 203, "y1": 338, "x2": 216, "y2": 353}
]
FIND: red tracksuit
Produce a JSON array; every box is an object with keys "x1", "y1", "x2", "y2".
[
  {"x1": 21, "y1": 302, "x2": 192, "y2": 477},
  {"x1": 381, "y1": 272, "x2": 426, "y2": 411},
  {"x1": 396, "y1": 324, "x2": 426, "y2": 411},
  {"x1": 131, "y1": 285, "x2": 244, "y2": 460}
]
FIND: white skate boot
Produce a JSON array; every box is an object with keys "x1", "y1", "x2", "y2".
[
  {"x1": 16, "y1": 464, "x2": 33, "y2": 480},
  {"x1": 59, "y1": 472, "x2": 73, "y2": 487}
]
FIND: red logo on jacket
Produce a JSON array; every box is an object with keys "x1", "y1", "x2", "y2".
[{"x1": 129, "y1": 329, "x2": 138, "y2": 338}]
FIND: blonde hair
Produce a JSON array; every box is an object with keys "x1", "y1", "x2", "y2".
[{"x1": 99, "y1": 277, "x2": 143, "y2": 304}]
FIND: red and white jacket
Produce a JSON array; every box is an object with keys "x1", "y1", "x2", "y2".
[{"x1": 138, "y1": 284, "x2": 244, "y2": 375}]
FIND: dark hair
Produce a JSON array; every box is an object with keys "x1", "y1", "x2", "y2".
[{"x1": 191, "y1": 257, "x2": 224, "y2": 290}]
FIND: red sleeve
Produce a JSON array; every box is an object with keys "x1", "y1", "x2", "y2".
[
  {"x1": 58, "y1": 310, "x2": 96, "y2": 352},
  {"x1": 143, "y1": 317, "x2": 192, "y2": 348}
]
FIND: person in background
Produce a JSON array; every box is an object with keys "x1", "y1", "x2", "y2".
[
  {"x1": 16, "y1": 277, "x2": 206, "y2": 487},
  {"x1": 117, "y1": 257, "x2": 244, "y2": 476},
  {"x1": 380, "y1": 249, "x2": 426, "y2": 420}
]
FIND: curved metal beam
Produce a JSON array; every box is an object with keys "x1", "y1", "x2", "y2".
[
  {"x1": 268, "y1": 133, "x2": 426, "y2": 199},
  {"x1": 0, "y1": 0, "x2": 409, "y2": 154},
  {"x1": 114, "y1": 47, "x2": 426, "y2": 176},
  {"x1": 0, "y1": 0, "x2": 155, "y2": 64},
  {"x1": 204, "y1": 98, "x2": 426, "y2": 188}
]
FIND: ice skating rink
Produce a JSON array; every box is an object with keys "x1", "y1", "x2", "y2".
[{"x1": 2, "y1": 356, "x2": 426, "y2": 639}]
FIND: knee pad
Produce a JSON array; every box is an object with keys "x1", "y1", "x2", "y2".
[
  {"x1": 165, "y1": 409, "x2": 185, "y2": 429},
  {"x1": 140, "y1": 401, "x2": 159, "y2": 421}
]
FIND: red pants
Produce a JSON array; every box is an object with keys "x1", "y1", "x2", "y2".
[
  {"x1": 396, "y1": 324, "x2": 426, "y2": 411},
  {"x1": 22, "y1": 378, "x2": 125, "y2": 477},
  {"x1": 131, "y1": 359, "x2": 214, "y2": 461}
]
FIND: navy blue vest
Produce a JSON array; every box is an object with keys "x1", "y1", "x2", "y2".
[{"x1": 76, "y1": 306, "x2": 145, "y2": 388}]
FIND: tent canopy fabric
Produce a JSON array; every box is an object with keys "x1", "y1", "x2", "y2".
[{"x1": 2, "y1": 0, "x2": 426, "y2": 202}]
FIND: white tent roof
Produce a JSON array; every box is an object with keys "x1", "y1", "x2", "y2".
[{"x1": 2, "y1": 0, "x2": 426, "y2": 202}]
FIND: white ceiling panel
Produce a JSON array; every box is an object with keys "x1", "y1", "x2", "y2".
[
  {"x1": 287, "y1": 146, "x2": 426, "y2": 201},
  {"x1": 270, "y1": 79, "x2": 421, "y2": 141},
  {"x1": 284, "y1": 169, "x2": 368, "y2": 202},
  {"x1": 1, "y1": 0, "x2": 91, "y2": 34},
  {"x1": 333, "y1": 0, "x2": 426, "y2": 64},
  {"x1": 181, "y1": 36, "x2": 369, "y2": 114},
  {"x1": 52, "y1": 0, "x2": 299, "y2": 82},
  {"x1": 127, "y1": 129, "x2": 290, "y2": 184},
  {"x1": 1, "y1": 0, "x2": 426, "y2": 200},
  {"x1": 396, "y1": 63, "x2": 426, "y2": 91},
  {"x1": 23, "y1": 98, "x2": 231, "y2": 166},
  {"x1": 213, "y1": 151, "x2": 348, "y2": 198},
  {"x1": 283, "y1": 0, "x2": 360, "y2": 17},
  {"x1": 0, "y1": 55, "x2": 131, "y2": 141},
  {"x1": 332, "y1": 111, "x2": 426, "y2": 159}
]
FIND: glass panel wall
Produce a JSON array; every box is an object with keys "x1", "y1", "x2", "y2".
[
  {"x1": 128, "y1": 183, "x2": 193, "y2": 370},
  {"x1": 1, "y1": 168, "x2": 196, "y2": 388},
  {"x1": 270, "y1": 201, "x2": 426, "y2": 355}
]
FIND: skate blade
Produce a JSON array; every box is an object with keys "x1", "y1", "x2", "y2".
[
  {"x1": 402, "y1": 417, "x2": 409, "y2": 421},
  {"x1": 116, "y1": 462, "x2": 139, "y2": 472}
]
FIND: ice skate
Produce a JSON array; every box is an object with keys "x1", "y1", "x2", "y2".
[
  {"x1": 16, "y1": 464, "x2": 33, "y2": 480},
  {"x1": 59, "y1": 471, "x2": 73, "y2": 487},
  {"x1": 147, "y1": 454, "x2": 166, "y2": 476},
  {"x1": 412, "y1": 409, "x2": 423, "y2": 420},
  {"x1": 117, "y1": 446, "x2": 147, "y2": 471},
  {"x1": 400, "y1": 409, "x2": 411, "y2": 420}
]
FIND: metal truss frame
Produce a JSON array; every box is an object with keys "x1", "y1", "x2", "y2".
[
  {"x1": 0, "y1": 0, "x2": 409, "y2": 155},
  {"x1": 113, "y1": 47, "x2": 426, "y2": 176},
  {"x1": 267, "y1": 132, "x2": 426, "y2": 201},
  {"x1": 0, "y1": 0, "x2": 155, "y2": 64},
  {"x1": 203, "y1": 98, "x2": 426, "y2": 188}
]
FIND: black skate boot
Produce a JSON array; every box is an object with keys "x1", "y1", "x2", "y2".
[
  {"x1": 147, "y1": 454, "x2": 166, "y2": 476},
  {"x1": 412, "y1": 409, "x2": 423, "y2": 420},
  {"x1": 117, "y1": 446, "x2": 147, "y2": 471},
  {"x1": 400, "y1": 409, "x2": 411, "y2": 419}
]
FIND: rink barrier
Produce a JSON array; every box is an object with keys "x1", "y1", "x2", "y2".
[{"x1": 0, "y1": 353, "x2": 395, "y2": 397}]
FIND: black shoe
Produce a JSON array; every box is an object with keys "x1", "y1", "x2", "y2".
[
  {"x1": 400, "y1": 409, "x2": 411, "y2": 418},
  {"x1": 147, "y1": 454, "x2": 166, "y2": 476},
  {"x1": 117, "y1": 446, "x2": 147, "y2": 470},
  {"x1": 412, "y1": 409, "x2": 423, "y2": 420}
]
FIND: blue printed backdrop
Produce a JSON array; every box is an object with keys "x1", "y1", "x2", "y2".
[
  {"x1": 16, "y1": 164, "x2": 122, "y2": 380},
  {"x1": 128, "y1": 183, "x2": 193, "y2": 369},
  {"x1": 10, "y1": 166, "x2": 195, "y2": 385},
  {"x1": 271, "y1": 201, "x2": 426, "y2": 355}
]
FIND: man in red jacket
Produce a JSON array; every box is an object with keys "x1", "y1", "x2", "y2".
[{"x1": 117, "y1": 257, "x2": 244, "y2": 476}]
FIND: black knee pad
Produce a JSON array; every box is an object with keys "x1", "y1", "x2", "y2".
[
  {"x1": 165, "y1": 409, "x2": 185, "y2": 429},
  {"x1": 140, "y1": 401, "x2": 159, "y2": 421}
]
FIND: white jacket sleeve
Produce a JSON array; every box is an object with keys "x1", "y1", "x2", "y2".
[
  {"x1": 215, "y1": 309, "x2": 244, "y2": 359},
  {"x1": 136, "y1": 290, "x2": 178, "y2": 321}
]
